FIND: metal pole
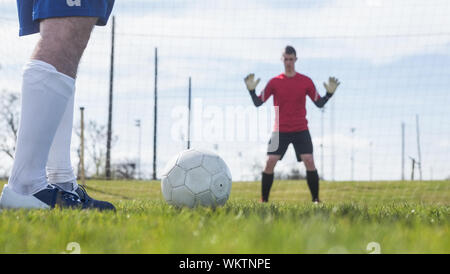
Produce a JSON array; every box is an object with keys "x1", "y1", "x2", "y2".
[
  {"x1": 105, "y1": 15, "x2": 115, "y2": 180},
  {"x1": 331, "y1": 99, "x2": 335, "y2": 181},
  {"x1": 369, "y1": 141, "x2": 373, "y2": 181},
  {"x1": 351, "y1": 127, "x2": 356, "y2": 181},
  {"x1": 416, "y1": 115, "x2": 422, "y2": 181},
  {"x1": 135, "y1": 119, "x2": 141, "y2": 180},
  {"x1": 152, "y1": 48, "x2": 158, "y2": 180},
  {"x1": 410, "y1": 157, "x2": 416, "y2": 181},
  {"x1": 320, "y1": 108, "x2": 324, "y2": 180},
  {"x1": 187, "y1": 77, "x2": 192, "y2": 149},
  {"x1": 80, "y1": 107, "x2": 86, "y2": 186},
  {"x1": 401, "y1": 122, "x2": 405, "y2": 181}
]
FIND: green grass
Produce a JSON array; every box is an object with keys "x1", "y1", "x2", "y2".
[{"x1": 0, "y1": 180, "x2": 449, "y2": 254}]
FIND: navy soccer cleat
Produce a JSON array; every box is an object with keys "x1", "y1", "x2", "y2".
[
  {"x1": 0, "y1": 183, "x2": 115, "y2": 211},
  {"x1": 73, "y1": 185, "x2": 116, "y2": 211}
]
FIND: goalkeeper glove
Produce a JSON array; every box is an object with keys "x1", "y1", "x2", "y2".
[
  {"x1": 244, "y1": 73, "x2": 260, "y2": 92},
  {"x1": 323, "y1": 77, "x2": 340, "y2": 97}
]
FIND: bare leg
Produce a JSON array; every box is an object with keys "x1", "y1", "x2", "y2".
[
  {"x1": 300, "y1": 154, "x2": 316, "y2": 171},
  {"x1": 43, "y1": 17, "x2": 97, "y2": 191},
  {"x1": 32, "y1": 16, "x2": 98, "y2": 78},
  {"x1": 7, "y1": 17, "x2": 97, "y2": 195},
  {"x1": 264, "y1": 155, "x2": 281, "y2": 174}
]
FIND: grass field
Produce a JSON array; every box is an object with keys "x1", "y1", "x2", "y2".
[{"x1": 0, "y1": 180, "x2": 448, "y2": 254}]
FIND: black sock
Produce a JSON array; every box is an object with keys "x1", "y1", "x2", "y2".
[
  {"x1": 261, "y1": 172, "x2": 274, "y2": 202},
  {"x1": 306, "y1": 170, "x2": 319, "y2": 201}
]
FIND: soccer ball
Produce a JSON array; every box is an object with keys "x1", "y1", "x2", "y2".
[{"x1": 161, "y1": 148, "x2": 232, "y2": 208}]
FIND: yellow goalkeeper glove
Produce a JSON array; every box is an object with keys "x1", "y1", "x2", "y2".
[
  {"x1": 323, "y1": 77, "x2": 340, "y2": 96},
  {"x1": 244, "y1": 73, "x2": 260, "y2": 91}
]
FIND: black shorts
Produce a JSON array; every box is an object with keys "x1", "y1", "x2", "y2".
[{"x1": 267, "y1": 130, "x2": 313, "y2": 162}]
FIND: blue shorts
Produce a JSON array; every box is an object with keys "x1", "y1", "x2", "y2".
[{"x1": 17, "y1": 0, "x2": 115, "y2": 36}]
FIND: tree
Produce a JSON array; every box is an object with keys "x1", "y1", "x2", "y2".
[
  {"x1": 284, "y1": 167, "x2": 306, "y2": 180},
  {"x1": 0, "y1": 89, "x2": 20, "y2": 160},
  {"x1": 87, "y1": 120, "x2": 108, "y2": 178},
  {"x1": 250, "y1": 158, "x2": 264, "y2": 181},
  {"x1": 113, "y1": 159, "x2": 137, "y2": 180},
  {"x1": 75, "y1": 119, "x2": 118, "y2": 179}
]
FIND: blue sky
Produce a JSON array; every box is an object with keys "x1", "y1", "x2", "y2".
[{"x1": 0, "y1": 0, "x2": 449, "y2": 181}]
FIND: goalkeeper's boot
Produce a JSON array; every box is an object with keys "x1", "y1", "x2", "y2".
[
  {"x1": 0, "y1": 184, "x2": 84, "y2": 210},
  {"x1": 313, "y1": 198, "x2": 321, "y2": 205},
  {"x1": 72, "y1": 184, "x2": 115, "y2": 212}
]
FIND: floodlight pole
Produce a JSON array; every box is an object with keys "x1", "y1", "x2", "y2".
[
  {"x1": 401, "y1": 122, "x2": 405, "y2": 181},
  {"x1": 135, "y1": 119, "x2": 142, "y2": 180},
  {"x1": 351, "y1": 127, "x2": 356, "y2": 181},
  {"x1": 105, "y1": 15, "x2": 115, "y2": 180},
  {"x1": 152, "y1": 47, "x2": 158, "y2": 180},
  {"x1": 320, "y1": 107, "x2": 325, "y2": 180},
  {"x1": 369, "y1": 141, "x2": 373, "y2": 181},
  {"x1": 80, "y1": 107, "x2": 86, "y2": 187},
  {"x1": 187, "y1": 77, "x2": 192, "y2": 149},
  {"x1": 416, "y1": 114, "x2": 422, "y2": 181},
  {"x1": 330, "y1": 99, "x2": 335, "y2": 181},
  {"x1": 410, "y1": 156, "x2": 416, "y2": 181}
]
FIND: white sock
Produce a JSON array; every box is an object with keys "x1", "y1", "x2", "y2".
[
  {"x1": 46, "y1": 89, "x2": 78, "y2": 192},
  {"x1": 8, "y1": 59, "x2": 75, "y2": 195}
]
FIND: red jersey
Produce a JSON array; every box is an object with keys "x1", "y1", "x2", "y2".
[{"x1": 259, "y1": 73, "x2": 321, "y2": 132}]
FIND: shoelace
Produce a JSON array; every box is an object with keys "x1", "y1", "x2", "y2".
[
  {"x1": 51, "y1": 184, "x2": 82, "y2": 203},
  {"x1": 76, "y1": 185, "x2": 92, "y2": 203},
  {"x1": 61, "y1": 192, "x2": 81, "y2": 203}
]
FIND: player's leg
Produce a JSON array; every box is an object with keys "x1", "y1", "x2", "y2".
[
  {"x1": 6, "y1": 16, "x2": 95, "y2": 194},
  {"x1": 262, "y1": 132, "x2": 289, "y2": 202},
  {"x1": 1, "y1": 17, "x2": 96, "y2": 207},
  {"x1": 1, "y1": 16, "x2": 110, "y2": 210},
  {"x1": 34, "y1": 1, "x2": 114, "y2": 209},
  {"x1": 32, "y1": 16, "x2": 98, "y2": 79},
  {"x1": 46, "y1": 92, "x2": 77, "y2": 193},
  {"x1": 42, "y1": 17, "x2": 96, "y2": 194},
  {"x1": 301, "y1": 154, "x2": 316, "y2": 171},
  {"x1": 261, "y1": 155, "x2": 281, "y2": 202},
  {"x1": 263, "y1": 154, "x2": 281, "y2": 174},
  {"x1": 1, "y1": 1, "x2": 115, "y2": 210},
  {"x1": 300, "y1": 154, "x2": 320, "y2": 203},
  {"x1": 37, "y1": 17, "x2": 115, "y2": 210},
  {"x1": 293, "y1": 130, "x2": 320, "y2": 203}
]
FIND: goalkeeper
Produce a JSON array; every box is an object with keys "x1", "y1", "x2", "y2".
[{"x1": 244, "y1": 45, "x2": 340, "y2": 203}]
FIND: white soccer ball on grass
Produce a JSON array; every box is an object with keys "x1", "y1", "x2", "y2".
[{"x1": 161, "y1": 149, "x2": 232, "y2": 208}]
